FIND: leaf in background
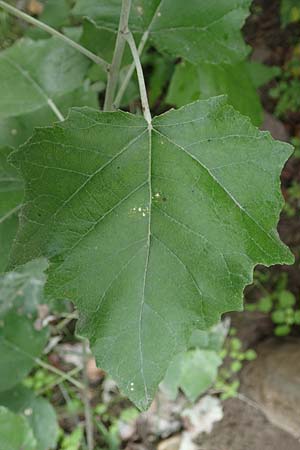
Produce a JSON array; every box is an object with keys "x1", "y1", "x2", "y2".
[
  {"x1": 26, "y1": 0, "x2": 71, "y2": 40},
  {"x1": 146, "y1": 52, "x2": 174, "y2": 109},
  {"x1": 0, "y1": 37, "x2": 90, "y2": 120},
  {"x1": 0, "y1": 259, "x2": 48, "y2": 316},
  {"x1": 161, "y1": 321, "x2": 228, "y2": 401},
  {"x1": 0, "y1": 87, "x2": 98, "y2": 148},
  {"x1": 0, "y1": 261, "x2": 48, "y2": 391},
  {"x1": 0, "y1": 146, "x2": 24, "y2": 273},
  {"x1": 10, "y1": 97, "x2": 293, "y2": 409},
  {"x1": 246, "y1": 61, "x2": 280, "y2": 89},
  {"x1": 80, "y1": 18, "x2": 133, "y2": 65},
  {"x1": 80, "y1": 18, "x2": 139, "y2": 104},
  {"x1": 0, "y1": 385, "x2": 59, "y2": 450},
  {"x1": 189, "y1": 320, "x2": 229, "y2": 352},
  {"x1": 166, "y1": 61, "x2": 267, "y2": 125},
  {"x1": 280, "y1": 0, "x2": 300, "y2": 26},
  {"x1": 161, "y1": 349, "x2": 222, "y2": 402},
  {"x1": 0, "y1": 406, "x2": 36, "y2": 450},
  {"x1": 73, "y1": 0, "x2": 252, "y2": 64},
  {"x1": 0, "y1": 311, "x2": 48, "y2": 392}
]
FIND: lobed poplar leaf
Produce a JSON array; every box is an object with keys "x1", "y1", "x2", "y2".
[
  {"x1": 10, "y1": 97, "x2": 293, "y2": 409},
  {"x1": 0, "y1": 37, "x2": 90, "y2": 120},
  {"x1": 73, "y1": 0, "x2": 252, "y2": 64}
]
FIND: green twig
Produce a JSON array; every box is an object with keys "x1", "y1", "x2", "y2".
[
  {"x1": 37, "y1": 366, "x2": 82, "y2": 395},
  {"x1": 47, "y1": 98, "x2": 64, "y2": 121},
  {"x1": 104, "y1": 0, "x2": 132, "y2": 111},
  {"x1": 35, "y1": 357, "x2": 85, "y2": 391},
  {"x1": 114, "y1": 1, "x2": 162, "y2": 108},
  {"x1": 124, "y1": 31, "x2": 152, "y2": 125},
  {"x1": 114, "y1": 29, "x2": 149, "y2": 109}
]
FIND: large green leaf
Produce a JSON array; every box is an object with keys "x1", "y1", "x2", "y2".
[
  {"x1": 10, "y1": 97, "x2": 293, "y2": 409},
  {"x1": 0, "y1": 406, "x2": 36, "y2": 450},
  {"x1": 0, "y1": 147, "x2": 24, "y2": 273},
  {"x1": 166, "y1": 61, "x2": 272, "y2": 126},
  {"x1": 73, "y1": 0, "x2": 251, "y2": 64},
  {"x1": 0, "y1": 37, "x2": 90, "y2": 120},
  {"x1": 0, "y1": 386, "x2": 58, "y2": 450},
  {"x1": 0, "y1": 88, "x2": 97, "y2": 270}
]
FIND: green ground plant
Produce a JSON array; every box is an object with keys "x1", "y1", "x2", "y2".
[{"x1": 247, "y1": 271, "x2": 300, "y2": 336}]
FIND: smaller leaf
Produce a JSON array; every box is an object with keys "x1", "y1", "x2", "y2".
[
  {"x1": 244, "y1": 349, "x2": 257, "y2": 361},
  {"x1": 258, "y1": 296, "x2": 273, "y2": 313},
  {"x1": 281, "y1": 0, "x2": 300, "y2": 26},
  {"x1": 0, "y1": 87, "x2": 98, "y2": 148},
  {"x1": 162, "y1": 349, "x2": 221, "y2": 402},
  {"x1": 0, "y1": 261, "x2": 49, "y2": 391},
  {"x1": 0, "y1": 406, "x2": 36, "y2": 450},
  {"x1": 294, "y1": 310, "x2": 300, "y2": 325},
  {"x1": 0, "y1": 386, "x2": 59, "y2": 450},
  {"x1": 246, "y1": 62, "x2": 280, "y2": 88},
  {"x1": 278, "y1": 290, "x2": 296, "y2": 308},
  {"x1": 230, "y1": 360, "x2": 242, "y2": 373},
  {"x1": 26, "y1": 0, "x2": 71, "y2": 40},
  {"x1": 0, "y1": 311, "x2": 48, "y2": 392},
  {"x1": 0, "y1": 37, "x2": 90, "y2": 120},
  {"x1": 0, "y1": 259, "x2": 48, "y2": 315},
  {"x1": 274, "y1": 324, "x2": 291, "y2": 336},
  {"x1": 166, "y1": 61, "x2": 264, "y2": 125},
  {"x1": 272, "y1": 310, "x2": 286, "y2": 324},
  {"x1": 189, "y1": 321, "x2": 229, "y2": 352}
]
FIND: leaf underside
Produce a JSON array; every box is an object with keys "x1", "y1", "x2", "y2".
[{"x1": 10, "y1": 97, "x2": 293, "y2": 409}]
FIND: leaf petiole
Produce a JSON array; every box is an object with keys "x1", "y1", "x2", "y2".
[{"x1": 124, "y1": 31, "x2": 152, "y2": 125}]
